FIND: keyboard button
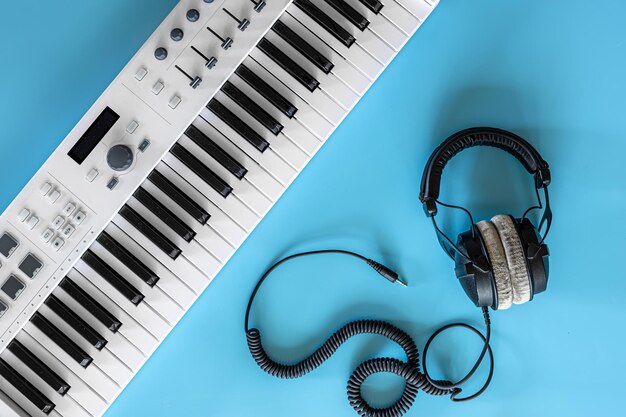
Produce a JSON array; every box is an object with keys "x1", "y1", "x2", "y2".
[
  {"x1": 7, "y1": 339, "x2": 70, "y2": 396},
  {"x1": 26, "y1": 215, "x2": 39, "y2": 229},
  {"x1": 51, "y1": 236, "x2": 64, "y2": 251},
  {"x1": 170, "y1": 142, "x2": 233, "y2": 198},
  {"x1": 0, "y1": 233, "x2": 19, "y2": 258},
  {"x1": 45, "y1": 295, "x2": 107, "y2": 350},
  {"x1": 118, "y1": 204, "x2": 182, "y2": 260},
  {"x1": 47, "y1": 189, "x2": 60, "y2": 203},
  {"x1": 1, "y1": 275, "x2": 25, "y2": 300},
  {"x1": 325, "y1": 0, "x2": 369, "y2": 30},
  {"x1": 41, "y1": 228, "x2": 54, "y2": 243},
  {"x1": 86, "y1": 168, "x2": 99, "y2": 182},
  {"x1": 81, "y1": 249, "x2": 144, "y2": 305},
  {"x1": 221, "y1": 81, "x2": 284, "y2": 135},
  {"x1": 18, "y1": 254, "x2": 43, "y2": 279},
  {"x1": 61, "y1": 224, "x2": 75, "y2": 238},
  {"x1": 133, "y1": 187, "x2": 196, "y2": 242},
  {"x1": 0, "y1": 300, "x2": 7, "y2": 318},
  {"x1": 62, "y1": 202, "x2": 76, "y2": 217},
  {"x1": 52, "y1": 216, "x2": 64, "y2": 230},
  {"x1": 59, "y1": 276, "x2": 122, "y2": 333},
  {"x1": 207, "y1": 99, "x2": 269, "y2": 152},
  {"x1": 147, "y1": 170, "x2": 210, "y2": 225},
  {"x1": 97, "y1": 231, "x2": 159, "y2": 287},
  {"x1": 258, "y1": 38, "x2": 319, "y2": 92},
  {"x1": 186, "y1": 124, "x2": 248, "y2": 179},
  {"x1": 39, "y1": 182, "x2": 52, "y2": 196},
  {"x1": 235, "y1": 64, "x2": 298, "y2": 118},
  {"x1": 17, "y1": 209, "x2": 30, "y2": 222},
  {"x1": 272, "y1": 20, "x2": 334, "y2": 74},
  {"x1": 294, "y1": 0, "x2": 355, "y2": 47},
  {"x1": 0, "y1": 358, "x2": 55, "y2": 415},
  {"x1": 73, "y1": 210, "x2": 86, "y2": 224},
  {"x1": 30, "y1": 312, "x2": 92, "y2": 368}
]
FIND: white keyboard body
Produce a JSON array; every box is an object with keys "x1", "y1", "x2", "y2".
[{"x1": 0, "y1": 0, "x2": 438, "y2": 415}]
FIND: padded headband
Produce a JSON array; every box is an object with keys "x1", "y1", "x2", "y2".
[{"x1": 419, "y1": 127, "x2": 551, "y2": 216}]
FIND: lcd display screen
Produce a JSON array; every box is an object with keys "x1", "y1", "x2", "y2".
[{"x1": 68, "y1": 107, "x2": 119, "y2": 164}]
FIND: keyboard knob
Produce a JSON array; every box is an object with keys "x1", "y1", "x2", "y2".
[
  {"x1": 154, "y1": 47, "x2": 168, "y2": 60},
  {"x1": 107, "y1": 145, "x2": 133, "y2": 171},
  {"x1": 170, "y1": 28, "x2": 184, "y2": 41},
  {"x1": 186, "y1": 9, "x2": 200, "y2": 22}
]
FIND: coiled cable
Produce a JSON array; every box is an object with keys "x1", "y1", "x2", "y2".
[{"x1": 244, "y1": 250, "x2": 493, "y2": 417}]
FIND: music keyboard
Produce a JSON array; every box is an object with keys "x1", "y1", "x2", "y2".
[{"x1": 0, "y1": 0, "x2": 438, "y2": 415}]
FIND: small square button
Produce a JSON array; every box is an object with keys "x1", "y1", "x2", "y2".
[
  {"x1": 52, "y1": 216, "x2": 65, "y2": 230},
  {"x1": 62, "y1": 202, "x2": 76, "y2": 216},
  {"x1": 0, "y1": 233, "x2": 18, "y2": 258},
  {"x1": 73, "y1": 211, "x2": 86, "y2": 225},
  {"x1": 26, "y1": 216, "x2": 39, "y2": 229},
  {"x1": 41, "y1": 228, "x2": 54, "y2": 243},
  {"x1": 40, "y1": 182, "x2": 52, "y2": 195},
  {"x1": 19, "y1": 254, "x2": 43, "y2": 279},
  {"x1": 61, "y1": 225, "x2": 75, "y2": 238},
  {"x1": 47, "y1": 189, "x2": 61, "y2": 203},
  {"x1": 0, "y1": 300, "x2": 7, "y2": 318},
  {"x1": 138, "y1": 139, "x2": 151, "y2": 152},
  {"x1": 2, "y1": 275, "x2": 25, "y2": 300},
  {"x1": 152, "y1": 81, "x2": 165, "y2": 95},
  {"x1": 126, "y1": 120, "x2": 139, "y2": 134},
  {"x1": 17, "y1": 208, "x2": 30, "y2": 222},
  {"x1": 135, "y1": 67, "x2": 148, "y2": 81},
  {"x1": 107, "y1": 177, "x2": 119, "y2": 190},
  {"x1": 51, "y1": 237, "x2": 64, "y2": 251},
  {"x1": 168, "y1": 95, "x2": 182, "y2": 109},
  {"x1": 86, "y1": 169, "x2": 99, "y2": 182}
]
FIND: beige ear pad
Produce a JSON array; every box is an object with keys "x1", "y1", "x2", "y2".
[
  {"x1": 491, "y1": 215, "x2": 532, "y2": 304},
  {"x1": 476, "y1": 220, "x2": 513, "y2": 310}
]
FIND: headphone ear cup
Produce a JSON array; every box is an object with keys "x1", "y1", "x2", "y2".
[
  {"x1": 476, "y1": 220, "x2": 513, "y2": 310},
  {"x1": 492, "y1": 215, "x2": 532, "y2": 304}
]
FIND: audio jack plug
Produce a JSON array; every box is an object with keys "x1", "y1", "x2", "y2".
[{"x1": 366, "y1": 259, "x2": 407, "y2": 287}]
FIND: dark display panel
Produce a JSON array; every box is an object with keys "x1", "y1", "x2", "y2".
[{"x1": 68, "y1": 107, "x2": 119, "y2": 164}]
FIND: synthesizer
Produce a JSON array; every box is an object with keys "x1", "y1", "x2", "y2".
[{"x1": 0, "y1": 0, "x2": 438, "y2": 415}]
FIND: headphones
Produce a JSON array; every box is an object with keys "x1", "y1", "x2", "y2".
[{"x1": 419, "y1": 127, "x2": 552, "y2": 310}]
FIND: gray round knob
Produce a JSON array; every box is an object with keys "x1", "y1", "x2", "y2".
[
  {"x1": 186, "y1": 9, "x2": 200, "y2": 22},
  {"x1": 154, "y1": 47, "x2": 168, "y2": 60},
  {"x1": 107, "y1": 145, "x2": 133, "y2": 172},
  {"x1": 170, "y1": 28, "x2": 184, "y2": 41},
  {"x1": 203, "y1": 0, "x2": 214, "y2": 3}
]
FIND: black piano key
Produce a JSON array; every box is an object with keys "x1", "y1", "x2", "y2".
[
  {"x1": 148, "y1": 170, "x2": 211, "y2": 225},
  {"x1": 293, "y1": 0, "x2": 355, "y2": 47},
  {"x1": 170, "y1": 143, "x2": 233, "y2": 197},
  {"x1": 0, "y1": 358, "x2": 55, "y2": 415},
  {"x1": 82, "y1": 249, "x2": 145, "y2": 305},
  {"x1": 358, "y1": 0, "x2": 383, "y2": 14},
  {"x1": 97, "y1": 232, "x2": 160, "y2": 287},
  {"x1": 119, "y1": 204, "x2": 182, "y2": 260},
  {"x1": 134, "y1": 187, "x2": 196, "y2": 243},
  {"x1": 31, "y1": 312, "x2": 93, "y2": 368},
  {"x1": 235, "y1": 65, "x2": 298, "y2": 118},
  {"x1": 45, "y1": 295, "x2": 108, "y2": 351},
  {"x1": 207, "y1": 99, "x2": 269, "y2": 153},
  {"x1": 272, "y1": 20, "x2": 334, "y2": 74},
  {"x1": 59, "y1": 277, "x2": 122, "y2": 333},
  {"x1": 325, "y1": 0, "x2": 369, "y2": 30},
  {"x1": 258, "y1": 38, "x2": 320, "y2": 92},
  {"x1": 220, "y1": 82, "x2": 284, "y2": 135},
  {"x1": 8, "y1": 340, "x2": 70, "y2": 396},
  {"x1": 185, "y1": 124, "x2": 248, "y2": 179}
]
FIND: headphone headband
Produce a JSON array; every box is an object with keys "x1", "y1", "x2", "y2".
[{"x1": 419, "y1": 127, "x2": 551, "y2": 216}]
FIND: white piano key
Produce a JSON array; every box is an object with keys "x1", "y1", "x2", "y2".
[
  {"x1": 162, "y1": 153, "x2": 259, "y2": 232},
  {"x1": 394, "y1": 0, "x2": 433, "y2": 21},
  {"x1": 286, "y1": 7, "x2": 385, "y2": 76},
  {"x1": 89, "y1": 240, "x2": 186, "y2": 326},
  {"x1": 229, "y1": 71, "x2": 333, "y2": 142},
  {"x1": 263, "y1": 30, "x2": 361, "y2": 110},
  {"x1": 212, "y1": 91, "x2": 310, "y2": 169},
  {"x1": 191, "y1": 116, "x2": 292, "y2": 193},
  {"x1": 0, "y1": 378, "x2": 55, "y2": 417},
  {"x1": 378, "y1": 0, "x2": 420, "y2": 35},
  {"x1": 75, "y1": 259, "x2": 170, "y2": 341},
  {"x1": 66, "y1": 268, "x2": 157, "y2": 356},
  {"x1": 37, "y1": 304, "x2": 132, "y2": 388},
  {"x1": 154, "y1": 163, "x2": 248, "y2": 247},
  {"x1": 141, "y1": 180, "x2": 235, "y2": 264},
  {"x1": 23, "y1": 323, "x2": 118, "y2": 403},
  {"x1": 278, "y1": 12, "x2": 373, "y2": 94},
  {"x1": 246, "y1": 53, "x2": 346, "y2": 127},
  {"x1": 0, "y1": 387, "x2": 31, "y2": 417},
  {"x1": 178, "y1": 134, "x2": 276, "y2": 213},
  {"x1": 366, "y1": 4, "x2": 411, "y2": 49},
  {"x1": 52, "y1": 288, "x2": 146, "y2": 372},
  {"x1": 2, "y1": 348, "x2": 92, "y2": 417},
  {"x1": 125, "y1": 198, "x2": 223, "y2": 280}
]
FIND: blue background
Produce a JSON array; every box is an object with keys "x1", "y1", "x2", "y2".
[{"x1": 1, "y1": 1, "x2": 625, "y2": 416}]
